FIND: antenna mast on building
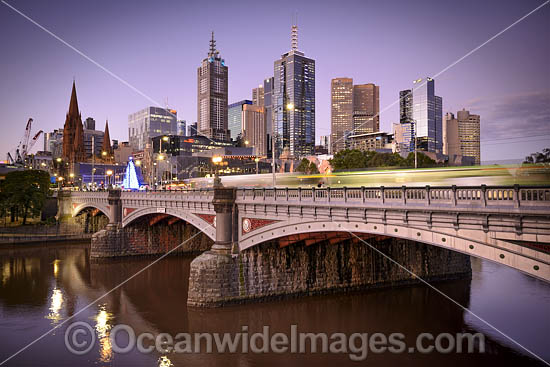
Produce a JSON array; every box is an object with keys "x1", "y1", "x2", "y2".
[{"x1": 291, "y1": 12, "x2": 298, "y2": 51}]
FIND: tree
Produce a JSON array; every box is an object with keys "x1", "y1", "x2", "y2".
[
  {"x1": 402, "y1": 152, "x2": 438, "y2": 168},
  {"x1": 523, "y1": 148, "x2": 550, "y2": 164},
  {"x1": 1, "y1": 170, "x2": 51, "y2": 224},
  {"x1": 329, "y1": 149, "x2": 368, "y2": 170},
  {"x1": 296, "y1": 158, "x2": 319, "y2": 174}
]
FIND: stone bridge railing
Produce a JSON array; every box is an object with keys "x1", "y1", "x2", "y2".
[{"x1": 235, "y1": 185, "x2": 550, "y2": 212}]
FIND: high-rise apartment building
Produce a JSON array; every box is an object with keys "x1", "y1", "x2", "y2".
[
  {"x1": 242, "y1": 104, "x2": 267, "y2": 156},
  {"x1": 228, "y1": 100, "x2": 252, "y2": 140},
  {"x1": 457, "y1": 109, "x2": 480, "y2": 165},
  {"x1": 330, "y1": 78, "x2": 380, "y2": 153},
  {"x1": 188, "y1": 122, "x2": 198, "y2": 136},
  {"x1": 399, "y1": 77, "x2": 443, "y2": 153},
  {"x1": 252, "y1": 85, "x2": 264, "y2": 106},
  {"x1": 128, "y1": 107, "x2": 177, "y2": 151},
  {"x1": 273, "y1": 24, "x2": 315, "y2": 157},
  {"x1": 197, "y1": 32, "x2": 229, "y2": 141}
]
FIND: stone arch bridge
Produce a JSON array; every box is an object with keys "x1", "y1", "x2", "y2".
[{"x1": 60, "y1": 185, "x2": 550, "y2": 306}]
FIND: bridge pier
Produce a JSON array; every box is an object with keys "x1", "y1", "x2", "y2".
[
  {"x1": 187, "y1": 186, "x2": 240, "y2": 306},
  {"x1": 90, "y1": 188, "x2": 126, "y2": 258}
]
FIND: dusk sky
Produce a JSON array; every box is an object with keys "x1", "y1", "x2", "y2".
[{"x1": 1, "y1": 0, "x2": 549, "y2": 162}]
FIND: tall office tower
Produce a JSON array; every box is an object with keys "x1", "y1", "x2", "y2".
[
  {"x1": 263, "y1": 77, "x2": 274, "y2": 158},
  {"x1": 84, "y1": 117, "x2": 96, "y2": 130},
  {"x1": 353, "y1": 83, "x2": 379, "y2": 135},
  {"x1": 177, "y1": 120, "x2": 187, "y2": 136},
  {"x1": 409, "y1": 77, "x2": 443, "y2": 153},
  {"x1": 252, "y1": 85, "x2": 264, "y2": 106},
  {"x1": 273, "y1": 23, "x2": 315, "y2": 157},
  {"x1": 62, "y1": 81, "x2": 86, "y2": 163},
  {"x1": 442, "y1": 112, "x2": 460, "y2": 157},
  {"x1": 330, "y1": 78, "x2": 380, "y2": 153},
  {"x1": 128, "y1": 107, "x2": 177, "y2": 151},
  {"x1": 228, "y1": 100, "x2": 252, "y2": 140},
  {"x1": 330, "y1": 78, "x2": 353, "y2": 153},
  {"x1": 242, "y1": 104, "x2": 267, "y2": 156},
  {"x1": 197, "y1": 32, "x2": 229, "y2": 141},
  {"x1": 456, "y1": 109, "x2": 481, "y2": 164},
  {"x1": 399, "y1": 90, "x2": 413, "y2": 123}
]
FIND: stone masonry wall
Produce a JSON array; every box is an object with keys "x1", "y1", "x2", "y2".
[
  {"x1": 187, "y1": 237, "x2": 471, "y2": 307},
  {"x1": 91, "y1": 221, "x2": 213, "y2": 258}
]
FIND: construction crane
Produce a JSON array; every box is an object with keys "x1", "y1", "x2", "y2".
[{"x1": 6, "y1": 118, "x2": 43, "y2": 166}]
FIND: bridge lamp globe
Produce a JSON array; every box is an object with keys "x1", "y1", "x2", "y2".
[
  {"x1": 56, "y1": 158, "x2": 62, "y2": 163},
  {"x1": 162, "y1": 136, "x2": 169, "y2": 142},
  {"x1": 106, "y1": 170, "x2": 113, "y2": 176}
]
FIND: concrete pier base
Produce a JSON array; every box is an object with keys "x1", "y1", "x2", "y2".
[{"x1": 187, "y1": 237, "x2": 472, "y2": 307}]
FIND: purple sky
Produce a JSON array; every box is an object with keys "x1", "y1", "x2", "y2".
[{"x1": 1, "y1": 0, "x2": 549, "y2": 162}]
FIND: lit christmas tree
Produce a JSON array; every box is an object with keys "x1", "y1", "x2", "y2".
[{"x1": 122, "y1": 157, "x2": 142, "y2": 190}]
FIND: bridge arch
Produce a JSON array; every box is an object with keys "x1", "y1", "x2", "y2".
[
  {"x1": 73, "y1": 203, "x2": 112, "y2": 222},
  {"x1": 239, "y1": 218, "x2": 549, "y2": 282},
  {"x1": 122, "y1": 207, "x2": 216, "y2": 242}
]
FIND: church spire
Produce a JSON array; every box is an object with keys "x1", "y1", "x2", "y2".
[
  {"x1": 102, "y1": 120, "x2": 113, "y2": 156},
  {"x1": 68, "y1": 80, "x2": 79, "y2": 117}
]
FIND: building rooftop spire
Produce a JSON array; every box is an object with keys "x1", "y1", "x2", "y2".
[
  {"x1": 291, "y1": 21, "x2": 298, "y2": 51},
  {"x1": 208, "y1": 31, "x2": 218, "y2": 58}
]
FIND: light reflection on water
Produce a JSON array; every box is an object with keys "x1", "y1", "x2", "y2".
[{"x1": 0, "y1": 242, "x2": 548, "y2": 366}]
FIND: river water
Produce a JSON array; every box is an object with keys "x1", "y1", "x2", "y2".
[{"x1": 0, "y1": 242, "x2": 548, "y2": 366}]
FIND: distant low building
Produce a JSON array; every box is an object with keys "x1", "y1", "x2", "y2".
[
  {"x1": 29, "y1": 151, "x2": 53, "y2": 172},
  {"x1": 348, "y1": 132, "x2": 393, "y2": 153},
  {"x1": 114, "y1": 141, "x2": 133, "y2": 165}
]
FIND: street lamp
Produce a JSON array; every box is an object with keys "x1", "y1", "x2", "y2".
[
  {"x1": 57, "y1": 176, "x2": 64, "y2": 189},
  {"x1": 212, "y1": 156, "x2": 223, "y2": 187},
  {"x1": 254, "y1": 157, "x2": 260, "y2": 174},
  {"x1": 106, "y1": 169, "x2": 113, "y2": 187}
]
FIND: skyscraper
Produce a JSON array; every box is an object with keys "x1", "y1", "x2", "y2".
[
  {"x1": 330, "y1": 78, "x2": 353, "y2": 153},
  {"x1": 242, "y1": 104, "x2": 267, "y2": 156},
  {"x1": 263, "y1": 77, "x2": 274, "y2": 157},
  {"x1": 62, "y1": 81, "x2": 86, "y2": 163},
  {"x1": 442, "y1": 112, "x2": 460, "y2": 157},
  {"x1": 456, "y1": 109, "x2": 481, "y2": 164},
  {"x1": 228, "y1": 100, "x2": 252, "y2": 140},
  {"x1": 197, "y1": 32, "x2": 229, "y2": 141},
  {"x1": 353, "y1": 83, "x2": 379, "y2": 135},
  {"x1": 128, "y1": 107, "x2": 177, "y2": 151},
  {"x1": 330, "y1": 78, "x2": 380, "y2": 153},
  {"x1": 400, "y1": 77, "x2": 443, "y2": 153},
  {"x1": 252, "y1": 85, "x2": 264, "y2": 106},
  {"x1": 273, "y1": 23, "x2": 315, "y2": 157}
]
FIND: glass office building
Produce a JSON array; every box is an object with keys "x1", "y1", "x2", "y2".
[
  {"x1": 128, "y1": 107, "x2": 177, "y2": 151},
  {"x1": 409, "y1": 77, "x2": 443, "y2": 153},
  {"x1": 227, "y1": 100, "x2": 252, "y2": 141},
  {"x1": 273, "y1": 25, "x2": 315, "y2": 157}
]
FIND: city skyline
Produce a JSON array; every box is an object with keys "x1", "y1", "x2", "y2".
[{"x1": 1, "y1": 0, "x2": 549, "y2": 162}]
